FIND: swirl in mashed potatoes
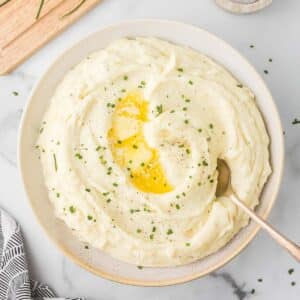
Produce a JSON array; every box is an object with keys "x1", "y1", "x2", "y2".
[{"x1": 36, "y1": 37, "x2": 271, "y2": 266}]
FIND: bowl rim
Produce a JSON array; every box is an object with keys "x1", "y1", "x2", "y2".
[{"x1": 18, "y1": 18, "x2": 285, "y2": 287}]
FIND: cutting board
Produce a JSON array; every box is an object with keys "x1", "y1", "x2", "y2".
[{"x1": 0, "y1": 0, "x2": 102, "y2": 75}]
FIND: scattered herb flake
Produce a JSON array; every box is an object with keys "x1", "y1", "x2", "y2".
[
  {"x1": 137, "y1": 265, "x2": 143, "y2": 269},
  {"x1": 36, "y1": 0, "x2": 45, "y2": 20},
  {"x1": 237, "y1": 84, "x2": 243, "y2": 88},
  {"x1": 288, "y1": 268, "x2": 294, "y2": 275},
  {"x1": 167, "y1": 228, "x2": 173, "y2": 235},
  {"x1": 12, "y1": 91, "x2": 19, "y2": 96},
  {"x1": 87, "y1": 215, "x2": 93, "y2": 220},
  {"x1": 291, "y1": 281, "x2": 296, "y2": 286},
  {"x1": 61, "y1": 0, "x2": 86, "y2": 18},
  {"x1": 53, "y1": 153, "x2": 58, "y2": 171},
  {"x1": 292, "y1": 118, "x2": 300, "y2": 125},
  {"x1": 185, "y1": 242, "x2": 190, "y2": 247},
  {"x1": 175, "y1": 204, "x2": 180, "y2": 210},
  {"x1": 0, "y1": 0, "x2": 12, "y2": 8},
  {"x1": 123, "y1": 75, "x2": 128, "y2": 80},
  {"x1": 156, "y1": 104, "x2": 163, "y2": 117},
  {"x1": 250, "y1": 44, "x2": 254, "y2": 48},
  {"x1": 75, "y1": 153, "x2": 83, "y2": 159},
  {"x1": 84, "y1": 245, "x2": 89, "y2": 249},
  {"x1": 177, "y1": 68, "x2": 184, "y2": 72},
  {"x1": 85, "y1": 188, "x2": 91, "y2": 192},
  {"x1": 264, "y1": 70, "x2": 269, "y2": 74},
  {"x1": 112, "y1": 182, "x2": 118, "y2": 187},
  {"x1": 69, "y1": 206, "x2": 76, "y2": 213},
  {"x1": 251, "y1": 289, "x2": 255, "y2": 294},
  {"x1": 136, "y1": 228, "x2": 142, "y2": 233},
  {"x1": 188, "y1": 80, "x2": 193, "y2": 85},
  {"x1": 257, "y1": 278, "x2": 263, "y2": 282}
]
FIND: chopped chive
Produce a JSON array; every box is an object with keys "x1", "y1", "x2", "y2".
[
  {"x1": 12, "y1": 91, "x2": 19, "y2": 96},
  {"x1": 149, "y1": 234, "x2": 154, "y2": 240},
  {"x1": 137, "y1": 265, "x2": 143, "y2": 269},
  {"x1": 0, "y1": 0, "x2": 12, "y2": 8},
  {"x1": 288, "y1": 268, "x2": 294, "y2": 275},
  {"x1": 84, "y1": 245, "x2": 89, "y2": 249},
  {"x1": 112, "y1": 182, "x2": 118, "y2": 187},
  {"x1": 53, "y1": 153, "x2": 58, "y2": 171},
  {"x1": 264, "y1": 70, "x2": 269, "y2": 74},
  {"x1": 69, "y1": 206, "x2": 76, "y2": 213},
  {"x1": 123, "y1": 75, "x2": 128, "y2": 80},
  {"x1": 185, "y1": 242, "x2": 190, "y2": 247},
  {"x1": 61, "y1": 0, "x2": 86, "y2": 18},
  {"x1": 156, "y1": 104, "x2": 163, "y2": 116},
  {"x1": 85, "y1": 188, "x2": 91, "y2": 192},
  {"x1": 87, "y1": 215, "x2": 93, "y2": 220},
  {"x1": 236, "y1": 84, "x2": 243, "y2": 88},
  {"x1": 36, "y1": 0, "x2": 45, "y2": 20},
  {"x1": 152, "y1": 226, "x2": 156, "y2": 232},
  {"x1": 75, "y1": 153, "x2": 83, "y2": 159},
  {"x1": 188, "y1": 80, "x2": 193, "y2": 85},
  {"x1": 175, "y1": 204, "x2": 180, "y2": 210},
  {"x1": 167, "y1": 229, "x2": 173, "y2": 235}
]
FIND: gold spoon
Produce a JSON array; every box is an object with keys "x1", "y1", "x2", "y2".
[{"x1": 216, "y1": 159, "x2": 300, "y2": 262}]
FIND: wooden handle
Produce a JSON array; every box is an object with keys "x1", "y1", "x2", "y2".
[{"x1": 231, "y1": 195, "x2": 300, "y2": 262}]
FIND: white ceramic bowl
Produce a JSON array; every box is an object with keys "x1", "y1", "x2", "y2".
[{"x1": 18, "y1": 19, "x2": 284, "y2": 286}]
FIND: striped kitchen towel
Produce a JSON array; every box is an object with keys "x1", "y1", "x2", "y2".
[{"x1": 0, "y1": 208, "x2": 84, "y2": 300}]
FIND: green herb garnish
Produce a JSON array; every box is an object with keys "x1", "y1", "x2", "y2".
[
  {"x1": 149, "y1": 234, "x2": 154, "y2": 240},
  {"x1": 36, "y1": 0, "x2": 45, "y2": 20},
  {"x1": 188, "y1": 80, "x2": 193, "y2": 85},
  {"x1": 177, "y1": 68, "x2": 184, "y2": 72},
  {"x1": 85, "y1": 188, "x2": 91, "y2": 192},
  {"x1": 61, "y1": 0, "x2": 86, "y2": 19},
  {"x1": 136, "y1": 228, "x2": 142, "y2": 233},
  {"x1": 112, "y1": 182, "x2": 118, "y2": 187},
  {"x1": 236, "y1": 84, "x2": 243, "y2": 88},
  {"x1": 123, "y1": 75, "x2": 128, "y2": 80},
  {"x1": 175, "y1": 204, "x2": 180, "y2": 210},
  {"x1": 288, "y1": 268, "x2": 294, "y2": 275},
  {"x1": 292, "y1": 118, "x2": 300, "y2": 125},
  {"x1": 75, "y1": 153, "x2": 83, "y2": 159},
  {"x1": 69, "y1": 206, "x2": 76, "y2": 213},
  {"x1": 0, "y1": 0, "x2": 11, "y2": 7},
  {"x1": 167, "y1": 229, "x2": 173, "y2": 235},
  {"x1": 291, "y1": 281, "x2": 296, "y2": 286},
  {"x1": 137, "y1": 265, "x2": 143, "y2": 269},
  {"x1": 87, "y1": 215, "x2": 93, "y2": 220},
  {"x1": 264, "y1": 70, "x2": 269, "y2": 74},
  {"x1": 53, "y1": 153, "x2": 58, "y2": 171},
  {"x1": 12, "y1": 91, "x2": 19, "y2": 96},
  {"x1": 156, "y1": 104, "x2": 163, "y2": 116},
  {"x1": 185, "y1": 242, "x2": 190, "y2": 247}
]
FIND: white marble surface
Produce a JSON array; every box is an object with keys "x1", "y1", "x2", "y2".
[{"x1": 0, "y1": 0, "x2": 299, "y2": 299}]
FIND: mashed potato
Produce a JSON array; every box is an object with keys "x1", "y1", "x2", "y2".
[{"x1": 36, "y1": 37, "x2": 271, "y2": 266}]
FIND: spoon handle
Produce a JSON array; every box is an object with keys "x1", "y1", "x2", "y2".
[{"x1": 231, "y1": 195, "x2": 300, "y2": 262}]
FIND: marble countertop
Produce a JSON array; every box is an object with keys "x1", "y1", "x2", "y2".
[{"x1": 0, "y1": 0, "x2": 299, "y2": 299}]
